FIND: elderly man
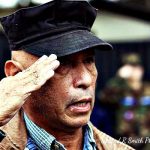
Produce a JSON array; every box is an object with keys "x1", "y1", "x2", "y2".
[{"x1": 0, "y1": 0, "x2": 134, "y2": 149}]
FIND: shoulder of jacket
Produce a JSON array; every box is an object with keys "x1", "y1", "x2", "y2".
[
  {"x1": 90, "y1": 123, "x2": 135, "y2": 150},
  {"x1": 0, "y1": 111, "x2": 27, "y2": 149}
]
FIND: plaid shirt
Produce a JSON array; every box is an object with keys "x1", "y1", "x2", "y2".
[{"x1": 24, "y1": 113, "x2": 96, "y2": 150}]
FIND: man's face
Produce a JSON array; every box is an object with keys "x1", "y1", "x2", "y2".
[{"x1": 24, "y1": 50, "x2": 98, "y2": 131}]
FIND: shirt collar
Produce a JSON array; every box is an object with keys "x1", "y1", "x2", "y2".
[
  {"x1": 24, "y1": 113, "x2": 96, "y2": 150},
  {"x1": 83, "y1": 123, "x2": 97, "y2": 150},
  {"x1": 24, "y1": 113, "x2": 65, "y2": 150}
]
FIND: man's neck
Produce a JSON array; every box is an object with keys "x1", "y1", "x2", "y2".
[
  {"x1": 36, "y1": 118, "x2": 84, "y2": 149},
  {"x1": 53, "y1": 128, "x2": 83, "y2": 150}
]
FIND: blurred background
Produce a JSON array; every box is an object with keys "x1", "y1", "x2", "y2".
[{"x1": 0, "y1": 0, "x2": 150, "y2": 149}]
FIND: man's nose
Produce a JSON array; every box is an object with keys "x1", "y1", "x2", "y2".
[{"x1": 73, "y1": 64, "x2": 92, "y2": 89}]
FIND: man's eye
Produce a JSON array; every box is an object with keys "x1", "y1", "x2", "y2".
[
  {"x1": 60, "y1": 60, "x2": 70, "y2": 66},
  {"x1": 55, "y1": 58, "x2": 71, "y2": 75},
  {"x1": 58, "y1": 57, "x2": 71, "y2": 66},
  {"x1": 84, "y1": 56, "x2": 95, "y2": 64}
]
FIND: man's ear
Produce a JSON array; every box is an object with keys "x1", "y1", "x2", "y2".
[{"x1": 5, "y1": 60, "x2": 24, "y2": 77}]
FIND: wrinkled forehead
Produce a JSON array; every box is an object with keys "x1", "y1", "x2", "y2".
[{"x1": 11, "y1": 50, "x2": 39, "y2": 68}]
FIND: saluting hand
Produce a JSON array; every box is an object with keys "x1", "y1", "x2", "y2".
[{"x1": 0, "y1": 54, "x2": 60, "y2": 126}]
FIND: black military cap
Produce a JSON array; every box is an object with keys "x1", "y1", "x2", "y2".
[{"x1": 0, "y1": 0, "x2": 112, "y2": 57}]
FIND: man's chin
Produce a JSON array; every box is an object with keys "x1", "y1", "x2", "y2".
[{"x1": 66, "y1": 115, "x2": 91, "y2": 129}]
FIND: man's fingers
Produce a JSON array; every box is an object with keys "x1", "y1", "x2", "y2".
[
  {"x1": 32, "y1": 55, "x2": 48, "y2": 65},
  {"x1": 41, "y1": 59, "x2": 60, "y2": 74},
  {"x1": 16, "y1": 54, "x2": 58, "y2": 78},
  {"x1": 48, "y1": 54, "x2": 57, "y2": 61},
  {"x1": 37, "y1": 54, "x2": 57, "y2": 66},
  {"x1": 23, "y1": 60, "x2": 60, "y2": 93},
  {"x1": 15, "y1": 54, "x2": 60, "y2": 94},
  {"x1": 37, "y1": 59, "x2": 60, "y2": 84},
  {"x1": 37, "y1": 54, "x2": 58, "y2": 69},
  {"x1": 25, "y1": 70, "x2": 55, "y2": 93}
]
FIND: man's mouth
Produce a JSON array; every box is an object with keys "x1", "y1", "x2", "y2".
[{"x1": 67, "y1": 98, "x2": 92, "y2": 113}]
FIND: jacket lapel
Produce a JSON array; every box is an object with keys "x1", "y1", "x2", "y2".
[
  {"x1": 92, "y1": 124, "x2": 135, "y2": 150},
  {"x1": 0, "y1": 110, "x2": 27, "y2": 150}
]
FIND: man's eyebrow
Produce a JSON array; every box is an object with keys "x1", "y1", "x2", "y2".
[
  {"x1": 85, "y1": 52, "x2": 95, "y2": 57},
  {"x1": 58, "y1": 56, "x2": 71, "y2": 62}
]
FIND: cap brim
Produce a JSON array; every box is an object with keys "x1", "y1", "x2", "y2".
[{"x1": 23, "y1": 30, "x2": 113, "y2": 57}]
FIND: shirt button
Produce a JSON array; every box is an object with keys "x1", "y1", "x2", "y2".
[
  {"x1": 51, "y1": 141, "x2": 61, "y2": 150},
  {"x1": 54, "y1": 143, "x2": 60, "y2": 150}
]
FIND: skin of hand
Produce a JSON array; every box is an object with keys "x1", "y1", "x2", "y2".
[{"x1": 0, "y1": 54, "x2": 60, "y2": 126}]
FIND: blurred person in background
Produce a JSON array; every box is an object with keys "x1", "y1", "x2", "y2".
[{"x1": 97, "y1": 53, "x2": 150, "y2": 150}]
